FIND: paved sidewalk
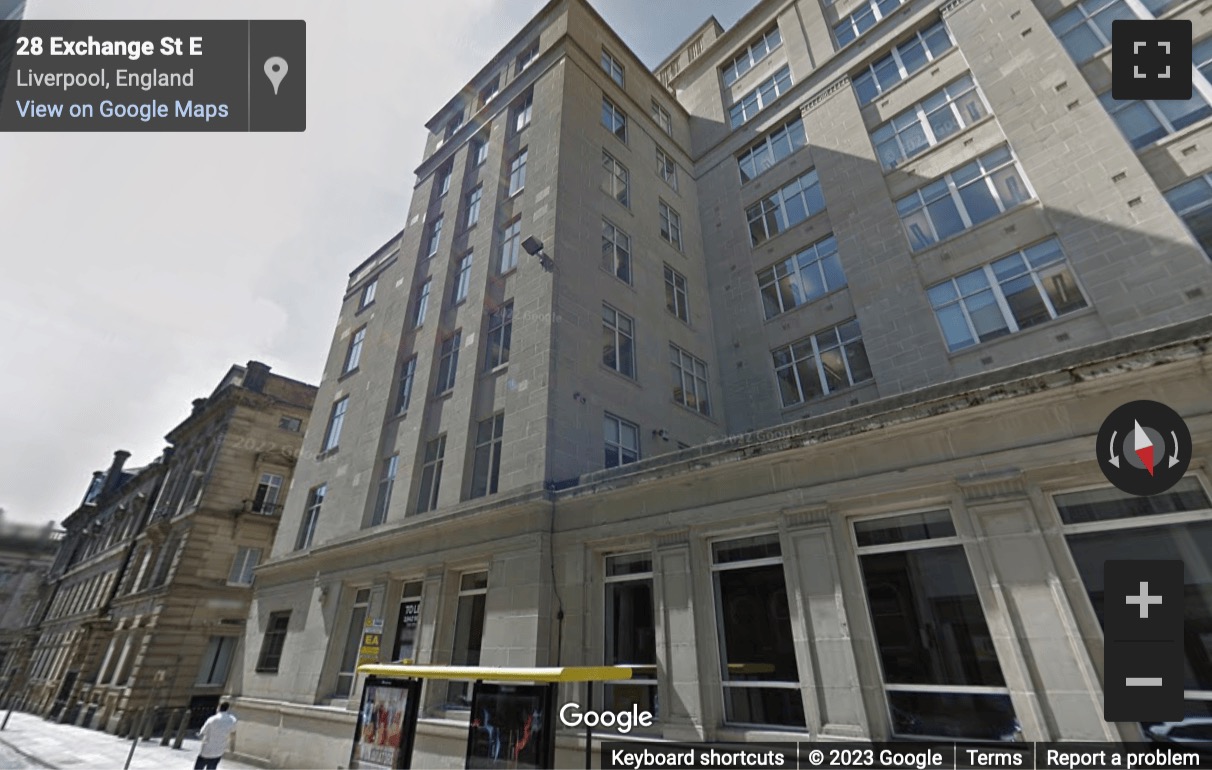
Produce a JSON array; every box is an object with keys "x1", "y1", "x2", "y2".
[{"x1": 0, "y1": 710, "x2": 262, "y2": 769}]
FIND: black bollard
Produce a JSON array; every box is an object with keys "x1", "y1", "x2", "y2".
[
  {"x1": 141, "y1": 706, "x2": 156, "y2": 741},
  {"x1": 161, "y1": 709, "x2": 181, "y2": 746},
  {"x1": 172, "y1": 708, "x2": 190, "y2": 749}
]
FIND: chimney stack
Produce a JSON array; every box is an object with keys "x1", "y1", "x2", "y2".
[
  {"x1": 191, "y1": 398, "x2": 208, "y2": 416},
  {"x1": 100, "y1": 450, "x2": 131, "y2": 497},
  {"x1": 82, "y1": 470, "x2": 105, "y2": 505},
  {"x1": 244, "y1": 361, "x2": 271, "y2": 393}
]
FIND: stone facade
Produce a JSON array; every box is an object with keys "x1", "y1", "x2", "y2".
[
  {"x1": 0, "y1": 516, "x2": 61, "y2": 692},
  {"x1": 235, "y1": 0, "x2": 1212, "y2": 766},
  {"x1": 11, "y1": 362, "x2": 316, "y2": 737}
]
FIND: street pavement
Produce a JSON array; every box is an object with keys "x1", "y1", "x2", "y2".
[{"x1": 0, "y1": 710, "x2": 263, "y2": 769}]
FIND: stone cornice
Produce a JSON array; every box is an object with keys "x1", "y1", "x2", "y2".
[{"x1": 956, "y1": 469, "x2": 1028, "y2": 504}]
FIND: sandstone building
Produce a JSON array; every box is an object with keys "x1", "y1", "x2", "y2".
[{"x1": 12, "y1": 362, "x2": 316, "y2": 736}]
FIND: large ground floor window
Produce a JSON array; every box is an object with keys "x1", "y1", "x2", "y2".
[
  {"x1": 711, "y1": 534, "x2": 805, "y2": 728},
  {"x1": 604, "y1": 553, "x2": 657, "y2": 722},
  {"x1": 1056, "y1": 478, "x2": 1212, "y2": 740},
  {"x1": 335, "y1": 588, "x2": 371, "y2": 698},
  {"x1": 446, "y1": 571, "x2": 488, "y2": 708},
  {"x1": 854, "y1": 510, "x2": 1019, "y2": 740}
]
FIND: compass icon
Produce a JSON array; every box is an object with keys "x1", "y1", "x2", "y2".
[{"x1": 1097, "y1": 400, "x2": 1192, "y2": 496}]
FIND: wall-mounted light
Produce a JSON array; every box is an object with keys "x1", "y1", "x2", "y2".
[
  {"x1": 572, "y1": 391, "x2": 587, "y2": 404},
  {"x1": 522, "y1": 236, "x2": 554, "y2": 271},
  {"x1": 652, "y1": 429, "x2": 670, "y2": 442}
]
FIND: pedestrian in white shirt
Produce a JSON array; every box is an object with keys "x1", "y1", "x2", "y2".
[{"x1": 195, "y1": 702, "x2": 237, "y2": 769}]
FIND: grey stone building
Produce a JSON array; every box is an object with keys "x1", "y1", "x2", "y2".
[
  {"x1": 234, "y1": 0, "x2": 1212, "y2": 766},
  {"x1": 0, "y1": 514, "x2": 61, "y2": 689}
]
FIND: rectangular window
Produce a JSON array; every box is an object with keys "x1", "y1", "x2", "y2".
[
  {"x1": 601, "y1": 49, "x2": 625, "y2": 87},
  {"x1": 738, "y1": 118, "x2": 807, "y2": 183},
  {"x1": 854, "y1": 23, "x2": 954, "y2": 105},
  {"x1": 670, "y1": 345, "x2": 711, "y2": 416},
  {"x1": 470, "y1": 413, "x2": 505, "y2": 499},
  {"x1": 872, "y1": 75, "x2": 990, "y2": 170},
  {"x1": 445, "y1": 110, "x2": 465, "y2": 140},
  {"x1": 427, "y1": 215, "x2": 443, "y2": 257},
  {"x1": 342, "y1": 326, "x2": 366, "y2": 375},
  {"x1": 437, "y1": 164, "x2": 452, "y2": 198},
  {"x1": 453, "y1": 252, "x2": 474, "y2": 305},
  {"x1": 1049, "y1": 0, "x2": 1136, "y2": 63},
  {"x1": 1097, "y1": 90, "x2": 1212, "y2": 150},
  {"x1": 602, "y1": 304, "x2": 636, "y2": 378},
  {"x1": 514, "y1": 91, "x2": 533, "y2": 133},
  {"x1": 393, "y1": 582, "x2": 423, "y2": 663},
  {"x1": 517, "y1": 40, "x2": 539, "y2": 73},
  {"x1": 396, "y1": 357, "x2": 417, "y2": 415},
  {"x1": 602, "y1": 151, "x2": 630, "y2": 207},
  {"x1": 413, "y1": 279, "x2": 431, "y2": 327},
  {"x1": 927, "y1": 238, "x2": 1088, "y2": 351},
  {"x1": 478, "y1": 74, "x2": 499, "y2": 107},
  {"x1": 604, "y1": 553, "x2": 658, "y2": 717},
  {"x1": 729, "y1": 65, "x2": 792, "y2": 128},
  {"x1": 256, "y1": 611, "x2": 291, "y2": 674},
  {"x1": 196, "y1": 636, "x2": 237, "y2": 687},
  {"x1": 711, "y1": 534, "x2": 805, "y2": 726},
  {"x1": 854, "y1": 510, "x2": 1018, "y2": 738},
  {"x1": 500, "y1": 218, "x2": 522, "y2": 273},
  {"x1": 835, "y1": 0, "x2": 910, "y2": 47},
  {"x1": 416, "y1": 435, "x2": 447, "y2": 514},
  {"x1": 604, "y1": 413, "x2": 640, "y2": 468},
  {"x1": 322, "y1": 397, "x2": 349, "y2": 453},
  {"x1": 508, "y1": 149, "x2": 528, "y2": 196},
  {"x1": 1056, "y1": 479, "x2": 1212, "y2": 730},
  {"x1": 296, "y1": 484, "x2": 326, "y2": 550},
  {"x1": 657, "y1": 147, "x2": 678, "y2": 191},
  {"x1": 1165, "y1": 173, "x2": 1212, "y2": 258},
  {"x1": 279, "y1": 416, "x2": 302, "y2": 432},
  {"x1": 446, "y1": 572, "x2": 488, "y2": 707},
  {"x1": 659, "y1": 201, "x2": 683, "y2": 250},
  {"x1": 897, "y1": 146, "x2": 1033, "y2": 251},
  {"x1": 371, "y1": 454, "x2": 399, "y2": 527},
  {"x1": 485, "y1": 302, "x2": 514, "y2": 370},
  {"x1": 664, "y1": 265, "x2": 689, "y2": 322},
  {"x1": 602, "y1": 97, "x2": 628, "y2": 142},
  {"x1": 435, "y1": 332, "x2": 461, "y2": 394},
  {"x1": 228, "y1": 546, "x2": 262, "y2": 585},
  {"x1": 359, "y1": 279, "x2": 377, "y2": 310},
  {"x1": 774, "y1": 320, "x2": 873, "y2": 407},
  {"x1": 601, "y1": 220, "x2": 633, "y2": 284},
  {"x1": 747, "y1": 170, "x2": 826, "y2": 247},
  {"x1": 722, "y1": 25, "x2": 783, "y2": 86},
  {"x1": 252, "y1": 472, "x2": 284, "y2": 514},
  {"x1": 465, "y1": 187, "x2": 482, "y2": 229},
  {"x1": 758, "y1": 234, "x2": 847, "y2": 319},
  {"x1": 652, "y1": 99, "x2": 673, "y2": 135},
  {"x1": 335, "y1": 588, "x2": 371, "y2": 697},
  {"x1": 472, "y1": 135, "x2": 489, "y2": 167}
]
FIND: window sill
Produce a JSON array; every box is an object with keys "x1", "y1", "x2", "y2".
[
  {"x1": 337, "y1": 368, "x2": 360, "y2": 383},
  {"x1": 601, "y1": 265, "x2": 637, "y2": 289},
  {"x1": 599, "y1": 364, "x2": 640, "y2": 388},
  {"x1": 434, "y1": 389, "x2": 455, "y2": 400},
  {"x1": 355, "y1": 302, "x2": 375, "y2": 316},
  {"x1": 749, "y1": 207, "x2": 830, "y2": 254},
  {"x1": 498, "y1": 266, "x2": 518, "y2": 279},
  {"x1": 671, "y1": 400, "x2": 715, "y2": 424},
  {"x1": 483, "y1": 363, "x2": 510, "y2": 377},
  {"x1": 761, "y1": 286, "x2": 849, "y2": 326},
  {"x1": 316, "y1": 448, "x2": 340, "y2": 461},
  {"x1": 780, "y1": 378, "x2": 875, "y2": 413},
  {"x1": 882, "y1": 113, "x2": 997, "y2": 179},
  {"x1": 391, "y1": 410, "x2": 409, "y2": 422},
  {"x1": 941, "y1": 306, "x2": 1097, "y2": 360},
  {"x1": 907, "y1": 199, "x2": 1040, "y2": 257},
  {"x1": 859, "y1": 45, "x2": 961, "y2": 111}
]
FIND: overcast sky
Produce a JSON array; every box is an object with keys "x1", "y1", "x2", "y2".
[{"x1": 0, "y1": 0, "x2": 756, "y2": 527}]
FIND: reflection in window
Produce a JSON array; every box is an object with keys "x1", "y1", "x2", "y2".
[
  {"x1": 711, "y1": 534, "x2": 805, "y2": 727},
  {"x1": 855, "y1": 511, "x2": 1019, "y2": 739},
  {"x1": 1057, "y1": 480, "x2": 1212, "y2": 734},
  {"x1": 604, "y1": 553, "x2": 658, "y2": 723}
]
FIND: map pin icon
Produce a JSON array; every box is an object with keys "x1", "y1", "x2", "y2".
[{"x1": 264, "y1": 57, "x2": 288, "y2": 95}]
